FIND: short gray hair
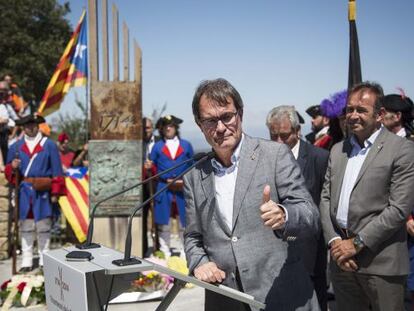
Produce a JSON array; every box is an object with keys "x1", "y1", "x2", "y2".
[{"x1": 266, "y1": 105, "x2": 300, "y2": 130}]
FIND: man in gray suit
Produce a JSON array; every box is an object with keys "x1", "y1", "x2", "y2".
[
  {"x1": 320, "y1": 82, "x2": 414, "y2": 311},
  {"x1": 184, "y1": 78, "x2": 320, "y2": 311},
  {"x1": 266, "y1": 105, "x2": 329, "y2": 311}
]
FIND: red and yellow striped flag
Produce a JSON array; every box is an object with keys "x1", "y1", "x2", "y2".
[
  {"x1": 38, "y1": 10, "x2": 88, "y2": 117},
  {"x1": 59, "y1": 169, "x2": 89, "y2": 242}
]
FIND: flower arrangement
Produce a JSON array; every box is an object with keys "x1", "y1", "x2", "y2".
[
  {"x1": 130, "y1": 271, "x2": 171, "y2": 292},
  {"x1": 0, "y1": 275, "x2": 45, "y2": 310},
  {"x1": 129, "y1": 254, "x2": 174, "y2": 293},
  {"x1": 129, "y1": 253, "x2": 191, "y2": 293}
]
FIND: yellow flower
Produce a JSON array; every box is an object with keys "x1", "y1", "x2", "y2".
[
  {"x1": 146, "y1": 271, "x2": 159, "y2": 279},
  {"x1": 167, "y1": 256, "x2": 194, "y2": 288},
  {"x1": 167, "y1": 256, "x2": 188, "y2": 275}
]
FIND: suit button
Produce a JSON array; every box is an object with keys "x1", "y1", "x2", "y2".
[{"x1": 231, "y1": 236, "x2": 238, "y2": 242}]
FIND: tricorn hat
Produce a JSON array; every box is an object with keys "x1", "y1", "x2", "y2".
[
  {"x1": 156, "y1": 115, "x2": 183, "y2": 129},
  {"x1": 305, "y1": 105, "x2": 322, "y2": 118},
  {"x1": 383, "y1": 94, "x2": 414, "y2": 116},
  {"x1": 15, "y1": 114, "x2": 46, "y2": 126}
]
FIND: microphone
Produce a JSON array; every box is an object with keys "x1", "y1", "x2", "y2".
[
  {"x1": 112, "y1": 151, "x2": 215, "y2": 266},
  {"x1": 76, "y1": 151, "x2": 214, "y2": 250}
]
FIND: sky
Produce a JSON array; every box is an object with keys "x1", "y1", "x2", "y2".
[{"x1": 56, "y1": 0, "x2": 414, "y2": 150}]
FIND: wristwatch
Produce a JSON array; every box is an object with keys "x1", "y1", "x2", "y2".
[{"x1": 353, "y1": 234, "x2": 365, "y2": 252}]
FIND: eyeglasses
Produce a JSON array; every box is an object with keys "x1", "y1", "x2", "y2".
[
  {"x1": 270, "y1": 131, "x2": 293, "y2": 142},
  {"x1": 199, "y1": 111, "x2": 238, "y2": 129}
]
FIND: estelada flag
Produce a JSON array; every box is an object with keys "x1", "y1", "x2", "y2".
[
  {"x1": 38, "y1": 10, "x2": 88, "y2": 117},
  {"x1": 59, "y1": 167, "x2": 89, "y2": 243},
  {"x1": 348, "y1": 0, "x2": 362, "y2": 89}
]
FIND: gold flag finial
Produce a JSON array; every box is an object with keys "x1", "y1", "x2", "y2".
[{"x1": 349, "y1": 0, "x2": 356, "y2": 21}]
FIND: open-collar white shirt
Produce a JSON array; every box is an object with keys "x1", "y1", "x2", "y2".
[
  {"x1": 211, "y1": 134, "x2": 244, "y2": 231},
  {"x1": 336, "y1": 128, "x2": 382, "y2": 229},
  {"x1": 291, "y1": 139, "x2": 300, "y2": 160}
]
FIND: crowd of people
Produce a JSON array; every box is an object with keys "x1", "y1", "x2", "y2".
[
  {"x1": 0, "y1": 74, "x2": 89, "y2": 273},
  {"x1": 144, "y1": 79, "x2": 414, "y2": 311},
  {"x1": 3, "y1": 72, "x2": 414, "y2": 310}
]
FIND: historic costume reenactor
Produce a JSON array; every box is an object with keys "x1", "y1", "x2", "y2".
[
  {"x1": 305, "y1": 104, "x2": 330, "y2": 147},
  {"x1": 150, "y1": 115, "x2": 194, "y2": 257},
  {"x1": 319, "y1": 90, "x2": 348, "y2": 150},
  {"x1": 4, "y1": 115, "x2": 66, "y2": 273},
  {"x1": 382, "y1": 93, "x2": 414, "y2": 138}
]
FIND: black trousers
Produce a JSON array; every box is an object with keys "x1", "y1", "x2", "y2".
[
  {"x1": 0, "y1": 130, "x2": 8, "y2": 165},
  {"x1": 204, "y1": 268, "x2": 252, "y2": 311}
]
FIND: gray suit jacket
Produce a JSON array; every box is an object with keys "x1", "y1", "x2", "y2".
[
  {"x1": 184, "y1": 135, "x2": 320, "y2": 311},
  {"x1": 320, "y1": 128, "x2": 414, "y2": 275}
]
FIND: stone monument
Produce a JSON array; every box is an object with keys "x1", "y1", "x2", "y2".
[{"x1": 88, "y1": 0, "x2": 143, "y2": 256}]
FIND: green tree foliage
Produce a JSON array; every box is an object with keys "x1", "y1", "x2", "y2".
[
  {"x1": 51, "y1": 93, "x2": 88, "y2": 149},
  {"x1": 0, "y1": 0, "x2": 72, "y2": 101}
]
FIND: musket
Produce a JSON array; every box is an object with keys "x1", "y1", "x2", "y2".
[
  {"x1": 12, "y1": 151, "x2": 20, "y2": 275},
  {"x1": 147, "y1": 168, "x2": 159, "y2": 253}
]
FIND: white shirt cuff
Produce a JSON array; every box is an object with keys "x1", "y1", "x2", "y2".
[
  {"x1": 328, "y1": 236, "x2": 341, "y2": 247},
  {"x1": 276, "y1": 204, "x2": 288, "y2": 230}
]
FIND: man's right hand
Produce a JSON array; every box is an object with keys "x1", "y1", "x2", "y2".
[
  {"x1": 11, "y1": 159, "x2": 21, "y2": 169},
  {"x1": 144, "y1": 159, "x2": 153, "y2": 170},
  {"x1": 194, "y1": 262, "x2": 226, "y2": 283},
  {"x1": 330, "y1": 239, "x2": 358, "y2": 272},
  {"x1": 260, "y1": 185, "x2": 286, "y2": 230},
  {"x1": 407, "y1": 219, "x2": 414, "y2": 237}
]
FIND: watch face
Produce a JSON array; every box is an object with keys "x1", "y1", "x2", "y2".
[{"x1": 354, "y1": 235, "x2": 363, "y2": 248}]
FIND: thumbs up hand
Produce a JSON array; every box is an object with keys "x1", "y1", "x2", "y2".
[{"x1": 260, "y1": 185, "x2": 286, "y2": 230}]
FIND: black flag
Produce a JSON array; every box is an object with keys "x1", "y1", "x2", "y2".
[{"x1": 348, "y1": 0, "x2": 362, "y2": 89}]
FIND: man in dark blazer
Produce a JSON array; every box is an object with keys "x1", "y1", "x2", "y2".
[
  {"x1": 267, "y1": 105, "x2": 329, "y2": 311},
  {"x1": 320, "y1": 82, "x2": 414, "y2": 311},
  {"x1": 142, "y1": 117, "x2": 160, "y2": 256},
  {"x1": 184, "y1": 79, "x2": 320, "y2": 311}
]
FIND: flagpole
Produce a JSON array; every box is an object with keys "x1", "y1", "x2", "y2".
[
  {"x1": 85, "y1": 5, "x2": 90, "y2": 143},
  {"x1": 348, "y1": 0, "x2": 362, "y2": 89}
]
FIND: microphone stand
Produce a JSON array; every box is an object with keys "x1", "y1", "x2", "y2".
[
  {"x1": 112, "y1": 151, "x2": 215, "y2": 266},
  {"x1": 76, "y1": 152, "x2": 211, "y2": 250}
]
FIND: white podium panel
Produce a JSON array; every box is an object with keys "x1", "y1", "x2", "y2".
[
  {"x1": 44, "y1": 248, "x2": 100, "y2": 311},
  {"x1": 44, "y1": 245, "x2": 266, "y2": 310}
]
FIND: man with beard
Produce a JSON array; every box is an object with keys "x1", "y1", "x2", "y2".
[{"x1": 305, "y1": 104, "x2": 330, "y2": 146}]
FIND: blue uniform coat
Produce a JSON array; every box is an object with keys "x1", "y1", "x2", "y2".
[
  {"x1": 6, "y1": 137, "x2": 64, "y2": 221},
  {"x1": 150, "y1": 138, "x2": 194, "y2": 226}
]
